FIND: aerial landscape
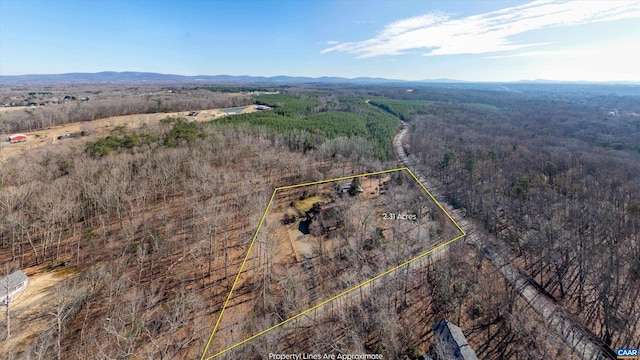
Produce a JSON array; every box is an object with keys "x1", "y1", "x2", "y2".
[{"x1": 1, "y1": 1, "x2": 639, "y2": 359}]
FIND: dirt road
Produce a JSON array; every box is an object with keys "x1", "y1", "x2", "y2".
[{"x1": 394, "y1": 120, "x2": 615, "y2": 360}]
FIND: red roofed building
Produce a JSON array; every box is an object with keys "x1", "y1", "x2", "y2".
[{"x1": 8, "y1": 134, "x2": 27, "y2": 143}]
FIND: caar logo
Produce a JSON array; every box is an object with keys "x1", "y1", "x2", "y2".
[{"x1": 617, "y1": 348, "x2": 639, "y2": 359}]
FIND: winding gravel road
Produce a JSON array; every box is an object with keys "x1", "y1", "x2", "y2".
[{"x1": 395, "y1": 120, "x2": 615, "y2": 360}]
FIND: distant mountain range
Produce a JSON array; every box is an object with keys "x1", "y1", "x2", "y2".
[
  {"x1": 0, "y1": 71, "x2": 638, "y2": 86},
  {"x1": 0, "y1": 71, "x2": 411, "y2": 85}
]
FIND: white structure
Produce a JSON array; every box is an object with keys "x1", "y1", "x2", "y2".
[{"x1": 0, "y1": 270, "x2": 28, "y2": 304}]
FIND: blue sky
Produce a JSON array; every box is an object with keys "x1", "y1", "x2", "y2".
[{"x1": 1, "y1": 0, "x2": 639, "y2": 81}]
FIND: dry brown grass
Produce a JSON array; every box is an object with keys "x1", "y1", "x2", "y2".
[{"x1": 0, "y1": 106, "x2": 27, "y2": 113}]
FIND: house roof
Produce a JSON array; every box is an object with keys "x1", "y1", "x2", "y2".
[
  {"x1": 0, "y1": 270, "x2": 28, "y2": 299},
  {"x1": 318, "y1": 205, "x2": 340, "y2": 229},
  {"x1": 432, "y1": 320, "x2": 478, "y2": 360}
]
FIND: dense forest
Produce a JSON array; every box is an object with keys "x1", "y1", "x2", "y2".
[
  {"x1": 221, "y1": 93, "x2": 399, "y2": 159},
  {"x1": 1, "y1": 82, "x2": 639, "y2": 359},
  {"x1": 372, "y1": 86, "x2": 640, "y2": 350}
]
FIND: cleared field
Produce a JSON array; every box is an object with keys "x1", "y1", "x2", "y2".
[
  {"x1": 0, "y1": 105, "x2": 258, "y2": 159},
  {"x1": 0, "y1": 106, "x2": 28, "y2": 113}
]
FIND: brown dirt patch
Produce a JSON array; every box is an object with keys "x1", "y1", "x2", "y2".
[{"x1": 360, "y1": 174, "x2": 389, "y2": 199}]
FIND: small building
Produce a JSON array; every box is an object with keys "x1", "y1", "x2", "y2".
[
  {"x1": 256, "y1": 105, "x2": 271, "y2": 110},
  {"x1": 310, "y1": 204, "x2": 341, "y2": 236},
  {"x1": 0, "y1": 270, "x2": 28, "y2": 304},
  {"x1": 56, "y1": 131, "x2": 86, "y2": 140},
  {"x1": 8, "y1": 134, "x2": 27, "y2": 143},
  {"x1": 318, "y1": 205, "x2": 340, "y2": 230},
  {"x1": 340, "y1": 183, "x2": 363, "y2": 194},
  {"x1": 431, "y1": 320, "x2": 478, "y2": 360}
]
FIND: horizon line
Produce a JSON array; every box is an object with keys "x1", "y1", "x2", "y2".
[{"x1": 1, "y1": 71, "x2": 639, "y2": 85}]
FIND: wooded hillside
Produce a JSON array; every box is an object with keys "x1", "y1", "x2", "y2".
[
  {"x1": 1, "y1": 83, "x2": 638, "y2": 359},
  {"x1": 391, "y1": 87, "x2": 640, "y2": 350}
]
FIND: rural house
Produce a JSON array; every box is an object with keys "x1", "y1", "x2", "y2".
[
  {"x1": 309, "y1": 203, "x2": 342, "y2": 236},
  {"x1": 0, "y1": 270, "x2": 28, "y2": 304},
  {"x1": 431, "y1": 320, "x2": 478, "y2": 360}
]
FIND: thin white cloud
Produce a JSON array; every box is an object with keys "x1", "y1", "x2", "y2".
[
  {"x1": 485, "y1": 49, "x2": 582, "y2": 59},
  {"x1": 322, "y1": 0, "x2": 640, "y2": 58}
]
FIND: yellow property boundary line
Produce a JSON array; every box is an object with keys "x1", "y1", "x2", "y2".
[{"x1": 200, "y1": 167, "x2": 466, "y2": 359}]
